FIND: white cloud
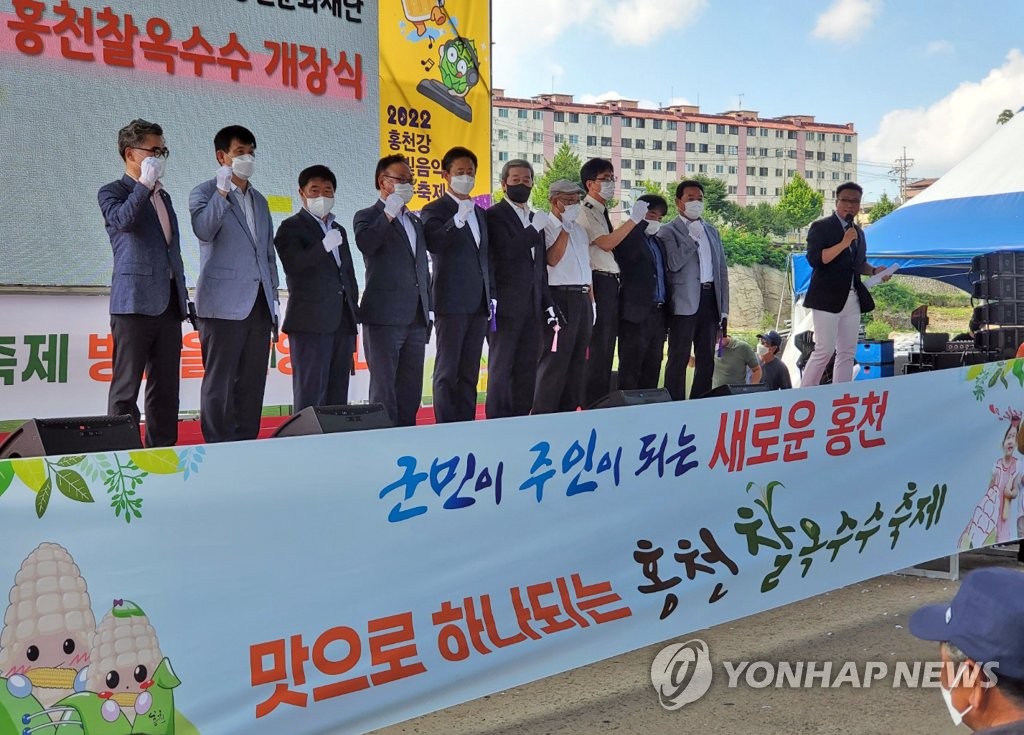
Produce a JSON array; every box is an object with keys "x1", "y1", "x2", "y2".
[
  {"x1": 925, "y1": 39, "x2": 954, "y2": 56},
  {"x1": 597, "y1": 0, "x2": 707, "y2": 46},
  {"x1": 812, "y1": 0, "x2": 881, "y2": 42},
  {"x1": 861, "y1": 50, "x2": 1024, "y2": 178}
]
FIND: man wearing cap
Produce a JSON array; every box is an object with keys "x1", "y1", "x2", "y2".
[
  {"x1": 757, "y1": 331, "x2": 792, "y2": 390},
  {"x1": 909, "y1": 567, "x2": 1024, "y2": 732},
  {"x1": 532, "y1": 180, "x2": 593, "y2": 414}
]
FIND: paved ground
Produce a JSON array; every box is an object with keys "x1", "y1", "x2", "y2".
[{"x1": 371, "y1": 549, "x2": 1021, "y2": 735}]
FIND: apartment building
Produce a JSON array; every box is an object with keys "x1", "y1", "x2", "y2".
[{"x1": 491, "y1": 91, "x2": 857, "y2": 210}]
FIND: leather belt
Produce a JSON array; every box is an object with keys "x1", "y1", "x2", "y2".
[
  {"x1": 552, "y1": 285, "x2": 590, "y2": 294},
  {"x1": 594, "y1": 270, "x2": 620, "y2": 279},
  {"x1": 700, "y1": 282, "x2": 714, "y2": 290}
]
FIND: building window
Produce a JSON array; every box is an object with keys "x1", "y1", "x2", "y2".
[
  {"x1": 775, "y1": 149, "x2": 784, "y2": 157},
  {"x1": 806, "y1": 131, "x2": 815, "y2": 140},
  {"x1": 844, "y1": 173, "x2": 852, "y2": 181},
  {"x1": 728, "y1": 185, "x2": 737, "y2": 194},
  {"x1": 532, "y1": 153, "x2": 542, "y2": 163},
  {"x1": 759, "y1": 147, "x2": 768, "y2": 157},
  {"x1": 845, "y1": 134, "x2": 853, "y2": 143},
  {"x1": 653, "y1": 119, "x2": 663, "y2": 129},
  {"x1": 653, "y1": 161, "x2": 662, "y2": 170},
  {"x1": 698, "y1": 164, "x2": 707, "y2": 173},
  {"x1": 533, "y1": 110, "x2": 543, "y2": 120},
  {"x1": 587, "y1": 135, "x2": 597, "y2": 146},
  {"x1": 554, "y1": 133, "x2": 564, "y2": 143},
  {"x1": 817, "y1": 151, "x2": 825, "y2": 161},
  {"x1": 686, "y1": 163, "x2": 695, "y2": 172},
  {"x1": 652, "y1": 140, "x2": 663, "y2": 150},
  {"x1": 759, "y1": 187, "x2": 768, "y2": 195},
  {"x1": 787, "y1": 150, "x2": 797, "y2": 159},
  {"x1": 554, "y1": 112, "x2": 565, "y2": 122},
  {"x1": 568, "y1": 134, "x2": 579, "y2": 145},
  {"x1": 746, "y1": 146, "x2": 756, "y2": 155},
  {"x1": 667, "y1": 162, "x2": 677, "y2": 172},
  {"x1": 587, "y1": 114, "x2": 597, "y2": 124},
  {"x1": 635, "y1": 118, "x2": 645, "y2": 129},
  {"x1": 667, "y1": 141, "x2": 677, "y2": 151},
  {"x1": 533, "y1": 132, "x2": 543, "y2": 143},
  {"x1": 758, "y1": 167, "x2": 768, "y2": 176},
  {"x1": 569, "y1": 113, "x2": 579, "y2": 123},
  {"x1": 746, "y1": 166, "x2": 756, "y2": 176},
  {"x1": 498, "y1": 151, "x2": 509, "y2": 161},
  {"x1": 685, "y1": 142, "x2": 695, "y2": 152},
  {"x1": 728, "y1": 165, "x2": 737, "y2": 174},
  {"x1": 716, "y1": 124, "x2": 726, "y2": 134},
  {"x1": 788, "y1": 131, "x2": 797, "y2": 139},
  {"x1": 760, "y1": 127, "x2": 769, "y2": 137},
  {"x1": 832, "y1": 152, "x2": 841, "y2": 162},
  {"x1": 602, "y1": 115, "x2": 612, "y2": 125},
  {"x1": 729, "y1": 125, "x2": 739, "y2": 135},
  {"x1": 715, "y1": 144, "x2": 725, "y2": 154},
  {"x1": 622, "y1": 117, "x2": 632, "y2": 127},
  {"x1": 787, "y1": 169, "x2": 796, "y2": 177},
  {"x1": 622, "y1": 159, "x2": 632, "y2": 169},
  {"x1": 601, "y1": 136, "x2": 612, "y2": 146},
  {"x1": 667, "y1": 121, "x2": 677, "y2": 131},
  {"x1": 775, "y1": 130, "x2": 784, "y2": 138},
  {"x1": 818, "y1": 133, "x2": 826, "y2": 141},
  {"x1": 832, "y1": 172, "x2": 840, "y2": 180},
  {"x1": 832, "y1": 133, "x2": 841, "y2": 142},
  {"x1": 805, "y1": 151, "x2": 814, "y2": 160},
  {"x1": 635, "y1": 160, "x2": 645, "y2": 170},
  {"x1": 775, "y1": 168, "x2": 783, "y2": 177},
  {"x1": 715, "y1": 164, "x2": 724, "y2": 174},
  {"x1": 635, "y1": 139, "x2": 645, "y2": 150},
  {"x1": 517, "y1": 131, "x2": 526, "y2": 141},
  {"x1": 685, "y1": 122, "x2": 695, "y2": 132},
  {"x1": 621, "y1": 179, "x2": 631, "y2": 189},
  {"x1": 775, "y1": 187, "x2": 783, "y2": 196},
  {"x1": 699, "y1": 143, "x2": 709, "y2": 153},
  {"x1": 728, "y1": 145, "x2": 738, "y2": 155},
  {"x1": 518, "y1": 109, "x2": 528, "y2": 119},
  {"x1": 497, "y1": 129, "x2": 508, "y2": 140},
  {"x1": 622, "y1": 138, "x2": 633, "y2": 148},
  {"x1": 844, "y1": 153, "x2": 853, "y2": 162},
  {"x1": 818, "y1": 171, "x2": 825, "y2": 179},
  {"x1": 746, "y1": 186, "x2": 756, "y2": 195},
  {"x1": 518, "y1": 152, "x2": 528, "y2": 160},
  {"x1": 498, "y1": 108, "x2": 509, "y2": 118},
  {"x1": 699, "y1": 123, "x2": 709, "y2": 133}
]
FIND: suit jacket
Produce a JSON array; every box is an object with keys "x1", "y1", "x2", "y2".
[
  {"x1": 353, "y1": 200, "x2": 431, "y2": 326},
  {"x1": 804, "y1": 214, "x2": 875, "y2": 314},
  {"x1": 485, "y1": 199, "x2": 552, "y2": 319},
  {"x1": 189, "y1": 178, "x2": 279, "y2": 321},
  {"x1": 614, "y1": 224, "x2": 665, "y2": 324},
  {"x1": 274, "y1": 209, "x2": 359, "y2": 334},
  {"x1": 421, "y1": 194, "x2": 494, "y2": 315},
  {"x1": 98, "y1": 174, "x2": 188, "y2": 318},
  {"x1": 656, "y1": 216, "x2": 729, "y2": 318}
]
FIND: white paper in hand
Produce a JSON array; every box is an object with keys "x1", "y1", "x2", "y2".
[
  {"x1": 865, "y1": 263, "x2": 899, "y2": 287},
  {"x1": 322, "y1": 228, "x2": 344, "y2": 252}
]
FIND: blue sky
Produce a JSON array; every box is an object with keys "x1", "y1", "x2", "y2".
[{"x1": 492, "y1": 0, "x2": 1024, "y2": 201}]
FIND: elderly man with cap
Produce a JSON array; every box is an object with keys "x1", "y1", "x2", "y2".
[
  {"x1": 757, "y1": 330, "x2": 791, "y2": 390},
  {"x1": 532, "y1": 179, "x2": 593, "y2": 414},
  {"x1": 909, "y1": 566, "x2": 1024, "y2": 733}
]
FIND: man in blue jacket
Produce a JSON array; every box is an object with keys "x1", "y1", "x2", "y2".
[{"x1": 98, "y1": 119, "x2": 188, "y2": 447}]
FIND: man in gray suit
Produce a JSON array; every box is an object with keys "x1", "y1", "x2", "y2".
[
  {"x1": 189, "y1": 125, "x2": 279, "y2": 443},
  {"x1": 656, "y1": 179, "x2": 729, "y2": 400},
  {"x1": 354, "y1": 155, "x2": 432, "y2": 427},
  {"x1": 98, "y1": 119, "x2": 189, "y2": 447}
]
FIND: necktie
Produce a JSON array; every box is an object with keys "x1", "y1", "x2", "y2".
[
  {"x1": 602, "y1": 208, "x2": 613, "y2": 233},
  {"x1": 151, "y1": 187, "x2": 172, "y2": 244}
]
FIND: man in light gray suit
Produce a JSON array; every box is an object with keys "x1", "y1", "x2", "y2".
[
  {"x1": 656, "y1": 179, "x2": 729, "y2": 400},
  {"x1": 189, "y1": 125, "x2": 279, "y2": 443}
]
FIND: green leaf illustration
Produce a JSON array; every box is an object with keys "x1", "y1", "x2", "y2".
[
  {"x1": 35, "y1": 477, "x2": 52, "y2": 518},
  {"x1": 1013, "y1": 360, "x2": 1024, "y2": 385},
  {"x1": 56, "y1": 455, "x2": 85, "y2": 467},
  {"x1": 0, "y1": 461, "x2": 13, "y2": 498},
  {"x1": 55, "y1": 470, "x2": 93, "y2": 503}
]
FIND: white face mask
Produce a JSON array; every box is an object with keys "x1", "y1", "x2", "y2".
[
  {"x1": 449, "y1": 174, "x2": 475, "y2": 196},
  {"x1": 393, "y1": 182, "x2": 415, "y2": 203},
  {"x1": 599, "y1": 180, "x2": 615, "y2": 200},
  {"x1": 684, "y1": 200, "x2": 705, "y2": 219},
  {"x1": 562, "y1": 203, "x2": 581, "y2": 221},
  {"x1": 645, "y1": 220, "x2": 661, "y2": 236},
  {"x1": 145, "y1": 155, "x2": 166, "y2": 179},
  {"x1": 756, "y1": 343, "x2": 769, "y2": 358},
  {"x1": 306, "y1": 196, "x2": 334, "y2": 219},
  {"x1": 940, "y1": 685, "x2": 972, "y2": 727},
  {"x1": 231, "y1": 154, "x2": 255, "y2": 180}
]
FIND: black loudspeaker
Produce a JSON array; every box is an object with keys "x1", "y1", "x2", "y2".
[
  {"x1": 702, "y1": 383, "x2": 772, "y2": 398},
  {"x1": 972, "y1": 276, "x2": 1024, "y2": 301},
  {"x1": 271, "y1": 403, "x2": 393, "y2": 438},
  {"x1": 974, "y1": 302, "x2": 1024, "y2": 327},
  {"x1": 971, "y1": 251, "x2": 1024, "y2": 276},
  {"x1": 0, "y1": 415, "x2": 142, "y2": 459},
  {"x1": 975, "y1": 327, "x2": 1024, "y2": 353},
  {"x1": 588, "y1": 388, "x2": 672, "y2": 409}
]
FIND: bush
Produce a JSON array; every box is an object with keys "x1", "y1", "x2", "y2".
[
  {"x1": 870, "y1": 281, "x2": 917, "y2": 312},
  {"x1": 864, "y1": 320, "x2": 891, "y2": 340},
  {"x1": 721, "y1": 227, "x2": 787, "y2": 270}
]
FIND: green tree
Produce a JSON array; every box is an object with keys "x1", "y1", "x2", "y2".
[
  {"x1": 637, "y1": 179, "x2": 678, "y2": 220},
  {"x1": 719, "y1": 227, "x2": 787, "y2": 269},
  {"x1": 997, "y1": 108, "x2": 1015, "y2": 125},
  {"x1": 737, "y1": 201, "x2": 790, "y2": 237},
  {"x1": 531, "y1": 142, "x2": 583, "y2": 212},
  {"x1": 868, "y1": 192, "x2": 898, "y2": 223},
  {"x1": 690, "y1": 174, "x2": 729, "y2": 217},
  {"x1": 777, "y1": 172, "x2": 823, "y2": 231}
]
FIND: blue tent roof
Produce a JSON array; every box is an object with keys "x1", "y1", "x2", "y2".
[{"x1": 793, "y1": 114, "x2": 1024, "y2": 294}]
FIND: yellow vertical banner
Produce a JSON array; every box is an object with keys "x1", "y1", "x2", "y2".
[{"x1": 378, "y1": 1, "x2": 492, "y2": 210}]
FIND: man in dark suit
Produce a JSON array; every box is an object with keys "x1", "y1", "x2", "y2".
[
  {"x1": 274, "y1": 165, "x2": 359, "y2": 412},
  {"x1": 98, "y1": 119, "x2": 189, "y2": 447},
  {"x1": 484, "y1": 159, "x2": 555, "y2": 418},
  {"x1": 802, "y1": 182, "x2": 888, "y2": 386},
  {"x1": 614, "y1": 193, "x2": 669, "y2": 391},
  {"x1": 421, "y1": 146, "x2": 494, "y2": 423},
  {"x1": 189, "y1": 125, "x2": 279, "y2": 443},
  {"x1": 353, "y1": 155, "x2": 432, "y2": 427}
]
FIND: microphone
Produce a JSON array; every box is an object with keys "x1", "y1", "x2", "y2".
[{"x1": 844, "y1": 213, "x2": 857, "y2": 247}]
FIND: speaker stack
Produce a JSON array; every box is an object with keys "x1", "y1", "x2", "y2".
[{"x1": 970, "y1": 251, "x2": 1024, "y2": 358}]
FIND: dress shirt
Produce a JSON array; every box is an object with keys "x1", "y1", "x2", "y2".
[
  {"x1": 685, "y1": 217, "x2": 714, "y2": 283},
  {"x1": 447, "y1": 190, "x2": 480, "y2": 246},
  {"x1": 229, "y1": 182, "x2": 258, "y2": 244},
  {"x1": 305, "y1": 208, "x2": 341, "y2": 267},
  {"x1": 580, "y1": 194, "x2": 619, "y2": 274},
  {"x1": 544, "y1": 218, "x2": 591, "y2": 286},
  {"x1": 509, "y1": 200, "x2": 531, "y2": 228},
  {"x1": 379, "y1": 197, "x2": 419, "y2": 256}
]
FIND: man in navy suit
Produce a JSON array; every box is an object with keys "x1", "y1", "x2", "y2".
[
  {"x1": 98, "y1": 119, "x2": 189, "y2": 447},
  {"x1": 421, "y1": 146, "x2": 495, "y2": 423},
  {"x1": 802, "y1": 182, "x2": 889, "y2": 386},
  {"x1": 353, "y1": 155, "x2": 432, "y2": 427},
  {"x1": 484, "y1": 159, "x2": 555, "y2": 418},
  {"x1": 274, "y1": 165, "x2": 360, "y2": 413},
  {"x1": 189, "y1": 125, "x2": 279, "y2": 443}
]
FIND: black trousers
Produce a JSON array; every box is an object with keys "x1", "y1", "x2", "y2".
[
  {"x1": 485, "y1": 312, "x2": 542, "y2": 419},
  {"x1": 363, "y1": 319, "x2": 427, "y2": 427},
  {"x1": 617, "y1": 306, "x2": 667, "y2": 391},
  {"x1": 287, "y1": 320, "x2": 357, "y2": 414},
  {"x1": 198, "y1": 292, "x2": 272, "y2": 443},
  {"x1": 432, "y1": 312, "x2": 487, "y2": 423},
  {"x1": 108, "y1": 290, "x2": 182, "y2": 448},
  {"x1": 665, "y1": 285, "x2": 720, "y2": 400},
  {"x1": 585, "y1": 271, "x2": 620, "y2": 407},
  {"x1": 533, "y1": 288, "x2": 592, "y2": 414}
]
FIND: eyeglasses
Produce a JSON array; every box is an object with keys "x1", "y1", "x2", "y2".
[
  {"x1": 383, "y1": 174, "x2": 416, "y2": 186},
  {"x1": 595, "y1": 176, "x2": 616, "y2": 183},
  {"x1": 132, "y1": 146, "x2": 170, "y2": 159},
  {"x1": 837, "y1": 198, "x2": 861, "y2": 205}
]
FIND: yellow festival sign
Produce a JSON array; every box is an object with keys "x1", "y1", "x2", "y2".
[{"x1": 378, "y1": 0, "x2": 492, "y2": 208}]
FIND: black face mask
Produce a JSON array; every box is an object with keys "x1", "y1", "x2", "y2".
[{"x1": 505, "y1": 183, "x2": 532, "y2": 204}]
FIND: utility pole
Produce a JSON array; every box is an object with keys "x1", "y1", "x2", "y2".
[{"x1": 890, "y1": 147, "x2": 914, "y2": 203}]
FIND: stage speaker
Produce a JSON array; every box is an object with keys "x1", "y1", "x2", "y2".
[
  {"x1": 271, "y1": 403, "x2": 392, "y2": 438},
  {"x1": 975, "y1": 327, "x2": 1024, "y2": 353},
  {"x1": 701, "y1": 383, "x2": 772, "y2": 398},
  {"x1": 971, "y1": 251, "x2": 1024, "y2": 277},
  {"x1": 973, "y1": 302, "x2": 1024, "y2": 327},
  {"x1": 588, "y1": 388, "x2": 672, "y2": 409},
  {"x1": 0, "y1": 415, "x2": 142, "y2": 459},
  {"x1": 971, "y1": 276, "x2": 1024, "y2": 301}
]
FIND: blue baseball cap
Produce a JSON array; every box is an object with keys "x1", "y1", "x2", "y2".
[
  {"x1": 758, "y1": 331, "x2": 782, "y2": 348},
  {"x1": 909, "y1": 567, "x2": 1024, "y2": 680}
]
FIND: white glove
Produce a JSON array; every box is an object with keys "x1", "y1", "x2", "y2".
[
  {"x1": 322, "y1": 229, "x2": 344, "y2": 252},
  {"x1": 561, "y1": 208, "x2": 578, "y2": 227},
  {"x1": 454, "y1": 198, "x2": 475, "y2": 226},
  {"x1": 545, "y1": 306, "x2": 558, "y2": 328},
  {"x1": 629, "y1": 200, "x2": 649, "y2": 224},
  {"x1": 531, "y1": 211, "x2": 549, "y2": 231},
  {"x1": 384, "y1": 192, "x2": 405, "y2": 219},
  {"x1": 216, "y1": 165, "x2": 233, "y2": 193},
  {"x1": 591, "y1": 302, "x2": 597, "y2": 326},
  {"x1": 139, "y1": 157, "x2": 162, "y2": 188}
]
